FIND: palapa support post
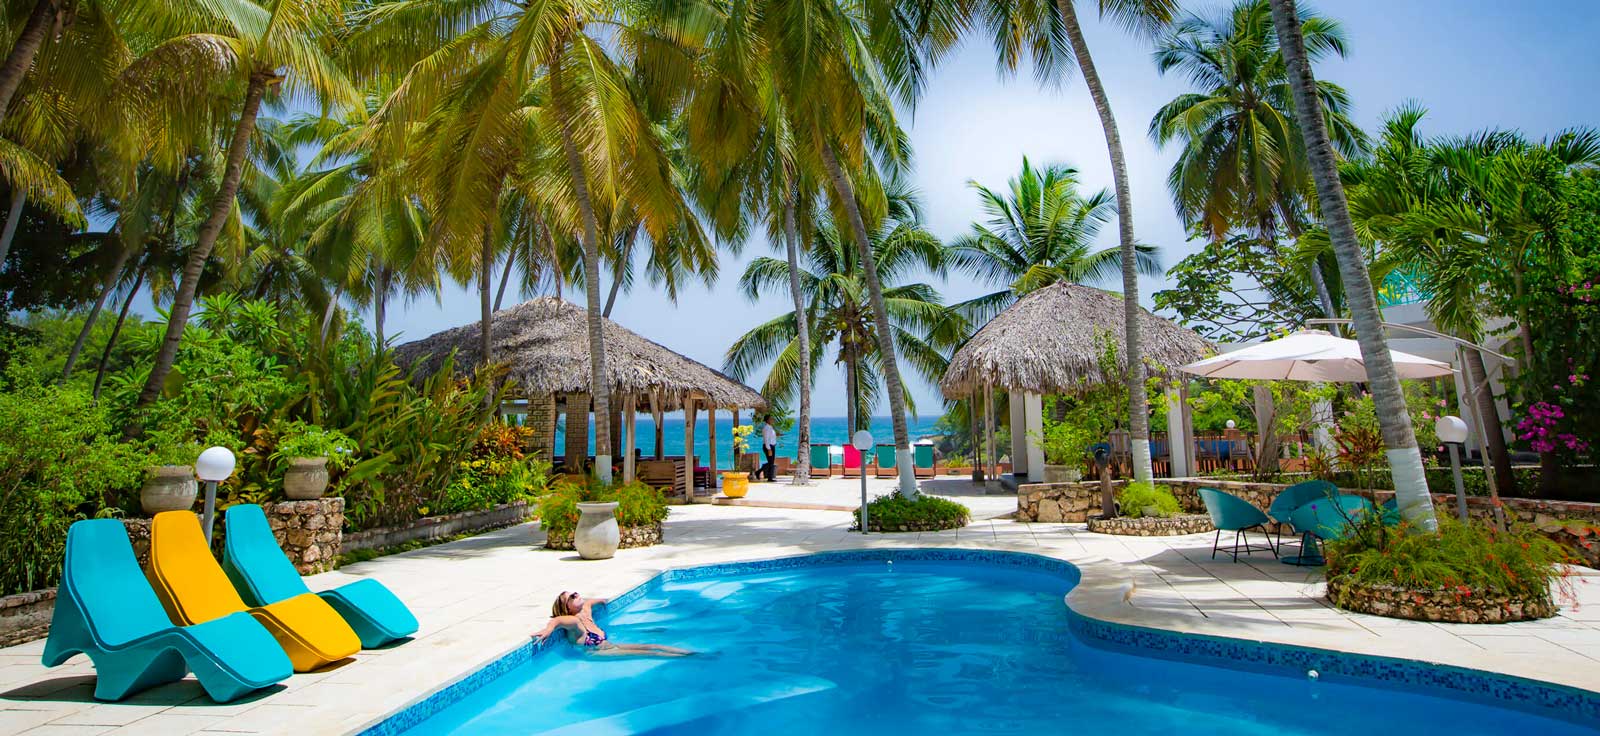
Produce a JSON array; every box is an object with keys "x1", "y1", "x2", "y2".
[
  {"x1": 623, "y1": 394, "x2": 637, "y2": 483},
  {"x1": 732, "y1": 408, "x2": 741, "y2": 472},
  {"x1": 682, "y1": 393, "x2": 698, "y2": 503},
  {"x1": 984, "y1": 383, "x2": 998, "y2": 493},
  {"x1": 707, "y1": 402, "x2": 718, "y2": 489},
  {"x1": 651, "y1": 390, "x2": 665, "y2": 460}
]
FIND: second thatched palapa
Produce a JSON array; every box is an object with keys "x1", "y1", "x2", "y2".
[
  {"x1": 393, "y1": 296, "x2": 765, "y2": 410},
  {"x1": 939, "y1": 282, "x2": 1212, "y2": 398}
]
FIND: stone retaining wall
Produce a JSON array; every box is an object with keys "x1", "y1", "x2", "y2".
[
  {"x1": 342, "y1": 500, "x2": 533, "y2": 555},
  {"x1": 544, "y1": 522, "x2": 663, "y2": 551},
  {"x1": 1086, "y1": 514, "x2": 1213, "y2": 537},
  {"x1": 0, "y1": 589, "x2": 55, "y2": 648},
  {"x1": 1016, "y1": 480, "x2": 1128, "y2": 522},
  {"x1": 1326, "y1": 577, "x2": 1557, "y2": 624}
]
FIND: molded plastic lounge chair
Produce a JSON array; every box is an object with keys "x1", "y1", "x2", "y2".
[
  {"x1": 223, "y1": 505, "x2": 418, "y2": 649},
  {"x1": 1284, "y1": 495, "x2": 1375, "y2": 566},
  {"x1": 1378, "y1": 497, "x2": 1404, "y2": 526},
  {"x1": 809, "y1": 445, "x2": 833, "y2": 478},
  {"x1": 147, "y1": 511, "x2": 360, "y2": 672},
  {"x1": 42, "y1": 520, "x2": 292, "y2": 702},
  {"x1": 1267, "y1": 479, "x2": 1338, "y2": 551},
  {"x1": 873, "y1": 445, "x2": 898, "y2": 478},
  {"x1": 1197, "y1": 487, "x2": 1277, "y2": 562},
  {"x1": 841, "y1": 445, "x2": 864, "y2": 478},
  {"x1": 913, "y1": 444, "x2": 937, "y2": 479}
]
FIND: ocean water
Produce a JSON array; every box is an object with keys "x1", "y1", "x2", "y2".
[
  {"x1": 551, "y1": 415, "x2": 943, "y2": 470},
  {"x1": 401, "y1": 559, "x2": 1592, "y2": 735}
]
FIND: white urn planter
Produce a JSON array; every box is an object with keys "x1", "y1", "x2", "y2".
[
  {"x1": 574, "y1": 502, "x2": 621, "y2": 560},
  {"x1": 141, "y1": 465, "x2": 198, "y2": 514},
  {"x1": 284, "y1": 457, "x2": 331, "y2": 500}
]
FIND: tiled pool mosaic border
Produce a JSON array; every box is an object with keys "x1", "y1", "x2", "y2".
[{"x1": 356, "y1": 548, "x2": 1598, "y2": 735}]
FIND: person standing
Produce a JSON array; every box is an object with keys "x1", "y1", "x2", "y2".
[{"x1": 761, "y1": 415, "x2": 778, "y2": 482}]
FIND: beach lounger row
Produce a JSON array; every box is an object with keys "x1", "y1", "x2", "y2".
[
  {"x1": 42, "y1": 505, "x2": 419, "y2": 703},
  {"x1": 805, "y1": 444, "x2": 938, "y2": 479}
]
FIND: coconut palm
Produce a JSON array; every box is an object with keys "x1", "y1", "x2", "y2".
[
  {"x1": 725, "y1": 182, "x2": 964, "y2": 434},
  {"x1": 348, "y1": 0, "x2": 710, "y2": 481},
  {"x1": 1266, "y1": 0, "x2": 1436, "y2": 530},
  {"x1": 126, "y1": 0, "x2": 358, "y2": 418},
  {"x1": 948, "y1": 157, "x2": 1159, "y2": 323},
  {"x1": 1149, "y1": 0, "x2": 1364, "y2": 319}
]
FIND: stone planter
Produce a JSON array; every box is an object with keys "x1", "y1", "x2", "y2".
[
  {"x1": 284, "y1": 457, "x2": 330, "y2": 500},
  {"x1": 1086, "y1": 513, "x2": 1213, "y2": 537},
  {"x1": 546, "y1": 521, "x2": 662, "y2": 551},
  {"x1": 141, "y1": 466, "x2": 198, "y2": 514},
  {"x1": 1326, "y1": 577, "x2": 1557, "y2": 624},
  {"x1": 574, "y1": 501, "x2": 620, "y2": 559},
  {"x1": 1041, "y1": 464, "x2": 1082, "y2": 483}
]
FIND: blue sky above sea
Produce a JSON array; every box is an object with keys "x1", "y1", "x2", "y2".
[{"x1": 159, "y1": 1, "x2": 1600, "y2": 417}]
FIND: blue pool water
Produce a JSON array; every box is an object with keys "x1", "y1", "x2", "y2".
[{"x1": 396, "y1": 557, "x2": 1598, "y2": 735}]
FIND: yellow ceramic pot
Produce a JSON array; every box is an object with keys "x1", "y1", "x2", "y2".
[{"x1": 722, "y1": 472, "x2": 750, "y2": 498}]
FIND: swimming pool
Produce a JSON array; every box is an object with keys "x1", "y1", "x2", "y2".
[{"x1": 367, "y1": 550, "x2": 1600, "y2": 735}]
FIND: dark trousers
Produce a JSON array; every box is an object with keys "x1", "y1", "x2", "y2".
[{"x1": 761, "y1": 445, "x2": 776, "y2": 481}]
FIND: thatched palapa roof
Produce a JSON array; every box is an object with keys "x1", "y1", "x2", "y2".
[
  {"x1": 394, "y1": 297, "x2": 766, "y2": 410},
  {"x1": 939, "y1": 282, "x2": 1212, "y2": 398}
]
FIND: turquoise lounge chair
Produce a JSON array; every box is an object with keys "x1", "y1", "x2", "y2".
[
  {"x1": 42, "y1": 519, "x2": 292, "y2": 702},
  {"x1": 809, "y1": 444, "x2": 834, "y2": 478},
  {"x1": 223, "y1": 504, "x2": 418, "y2": 649},
  {"x1": 1197, "y1": 487, "x2": 1277, "y2": 562},
  {"x1": 874, "y1": 445, "x2": 898, "y2": 478},
  {"x1": 913, "y1": 444, "x2": 937, "y2": 479},
  {"x1": 1267, "y1": 479, "x2": 1337, "y2": 551},
  {"x1": 1284, "y1": 495, "x2": 1376, "y2": 566}
]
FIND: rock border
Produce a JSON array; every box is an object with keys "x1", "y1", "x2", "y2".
[
  {"x1": 1326, "y1": 576, "x2": 1557, "y2": 624},
  {"x1": 859, "y1": 518, "x2": 967, "y2": 533},
  {"x1": 544, "y1": 522, "x2": 663, "y2": 551},
  {"x1": 1086, "y1": 514, "x2": 1213, "y2": 537}
]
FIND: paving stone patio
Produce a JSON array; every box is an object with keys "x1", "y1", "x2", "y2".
[{"x1": 1, "y1": 477, "x2": 1595, "y2": 736}]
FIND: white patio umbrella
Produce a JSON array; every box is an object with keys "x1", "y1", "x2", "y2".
[{"x1": 1179, "y1": 330, "x2": 1455, "y2": 382}]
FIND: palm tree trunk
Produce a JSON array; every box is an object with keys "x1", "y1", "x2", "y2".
[
  {"x1": 130, "y1": 71, "x2": 271, "y2": 424},
  {"x1": 782, "y1": 182, "x2": 812, "y2": 485},
  {"x1": 818, "y1": 141, "x2": 915, "y2": 497},
  {"x1": 494, "y1": 250, "x2": 515, "y2": 311},
  {"x1": 479, "y1": 227, "x2": 494, "y2": 367},
  {"x1": 64, "y1": 236, "x2": 135, "y2": 381},
  {"x1": 1056, "y1": 0, "x2": 1152, "y2": 483},
  {"x1": 550, "y1": 50, "x2": 612, "y2": 481},
  {"x1": 0, "y1": 190, "x2": 26, "y2": 267},
  {"x1": 603, "y1": 261, "x2": 623, "y2": 317},
  {"x1": 1269, "y1": 0, "x2": 1436, "y2": 531},
  {"x1": 320, "y1": 287, "x2": 342, "y2": 342},
  {"x1": 1462, "y1": 345, "x2": 1515, "y2": 494},
  {"x1": 374, "y1": 267, "x2": 389, "y2": 347},
  {"x1": 844, "y1": 339, "x2": 859, "y2": 436},
  {"x1": 0, "y1": 0, "x2": 59, "y2": 126},
  {"x1": 94, "y1": 264, "x2": 144, "y2": 401}
]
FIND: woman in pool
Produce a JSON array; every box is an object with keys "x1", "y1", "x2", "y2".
[{"x1": 533, "y1": 591, "x2": 693, "y2": 657}]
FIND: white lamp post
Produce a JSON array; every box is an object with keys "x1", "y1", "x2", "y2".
[
  {"x1": 195, "y1": 446, "x2": 236, "y2": 544},
  {"x1": 1224, "y1": 419, "x2": 1236, "y2": 429},
  {"x1": 852, "y1": 430, "x2": 874, "y2": 535},
  {"x1": 1435, "y1": 416, "x2": 1470, "y2": 523}
]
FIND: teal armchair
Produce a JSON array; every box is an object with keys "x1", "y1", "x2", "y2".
[{"x1": 1198, "y1": 487, "x2": 1278, "y2": 562}]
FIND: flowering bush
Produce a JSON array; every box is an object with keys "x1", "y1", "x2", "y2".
[
  {"x1": 1517, "y1": 399, "x2": 1590, "y2": 454},
  {"x1": 433, "y1": 424, "x2": 549, "y2": 515},
  {"x1": 1326, "y1": 516, "x2": 1574, "y2": 604}
]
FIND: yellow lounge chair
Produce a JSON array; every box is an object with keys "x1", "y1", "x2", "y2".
[{"x1": 146, "y1": 511, "x2": 360, "y2": 672}]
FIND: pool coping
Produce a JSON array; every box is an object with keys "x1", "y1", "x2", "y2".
[{"x1": 352, "y1": 548, "x2": 1600, "y2": 735}]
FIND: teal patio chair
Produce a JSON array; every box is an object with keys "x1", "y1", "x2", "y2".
[
  {"x1": 42, "y1": 519, "x2": 292, "y2": 702},
  {"x1": 809, "y1": 444, "x2": 834, "y2": 478},
  {"x1": 1283, "y1": 495, "x2": 1376, "y2": 566},
  {"x1": 1197, "y1": 487, "x2": 1278, "y2": 562},
  {"x1": 1267, "y1": 479, "x2": 1338, "y2": 552},
  {"x1": 874, "y1": 445, "x2": 898, "y2": 478},
  {"x1": 913, "y1": 444, "x2": 937, "y2": 479},
  {"x1": 223, "y1": 504, "x2": 419, "y2": 649}
]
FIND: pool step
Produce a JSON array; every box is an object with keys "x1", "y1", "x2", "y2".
[{"x1": 532, "y1": 675, "x2": 837, "y2": 736}]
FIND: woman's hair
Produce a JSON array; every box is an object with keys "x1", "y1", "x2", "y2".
[{"x1": 552, "y1": 592, "x2": 572, "y2": 617}]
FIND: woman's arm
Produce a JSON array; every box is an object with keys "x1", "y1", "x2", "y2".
[
  {"x1": 532, "y1": 615, "x2": 575, "y2": 641},
  {"x1": 582, "y1": 597, "x2": 610, "y2": 611}
]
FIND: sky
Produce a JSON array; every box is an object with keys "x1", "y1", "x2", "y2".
[{"x1": 374, "y1": 0, "x2": 1600, "y2": 417}]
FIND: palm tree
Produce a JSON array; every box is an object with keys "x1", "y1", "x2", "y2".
[
  {"x1": 726, "y1": 183, "x2": 963, "y2": 434},
  {"x1": 948, "y1": 157, "x2": 1160, "y2": 323},
  {"x1": 1149, "y1": 0, "x2": 1364, "y2": 319},
  {"x1": 127, "y1": 0, "x2": 357, "y2": 419},
  {"x1": 1267, "y1": 0, "x2": 1436, "y2": 530}
]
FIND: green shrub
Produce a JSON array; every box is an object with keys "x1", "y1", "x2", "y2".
[
  {"x1": 1325, "y1": 516, "x2": 1573, "y2": 602},
  {"x1": 537, "y1": 477, "x2": 668, "y2": 536},
  {"x1": 1032, "y1": 419, "x2": 1096, "y2": 466},
  {"x1": 853, "y1": 494, "x2": 970, "y2": 532},
  {"x1": 0, "y1": 384, "x2": 144, "y2": 595},
  {"x1": 1118, "y1": 482, "x2": 1181, "y2": 518},
  {"x1": 272, "y1": 422, "x2": 358, "y2": 470}
]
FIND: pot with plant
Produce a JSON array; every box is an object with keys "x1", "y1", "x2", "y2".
[
  {"x1": 141, "y1": 431, "x2": 202, "y2": 514},
  {"x1": 273, "y1": 422, "x2": 357, "y2": 500},
  {"x1": 1033, "y1": 420, "x2": 1092, "y2": 484},
  {"x1": 723, "y1": 424, "x2": 754, "y2": 498}
]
